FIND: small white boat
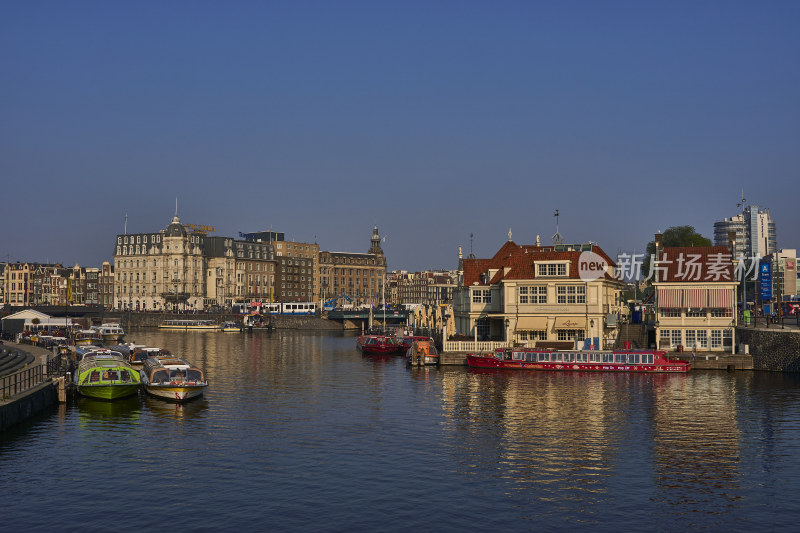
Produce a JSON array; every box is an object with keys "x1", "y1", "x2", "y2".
[
  {"x1": 140, "y1": 356, "x2": 208, "y2": 402},
  {"x1": 91, "y1": 323, "x2": 125, "y2": 343},
  {"x1": 220, "y1": 321, "x2": 241, "y2": 332}
]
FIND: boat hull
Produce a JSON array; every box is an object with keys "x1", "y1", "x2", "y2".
[
  {"x1": 77, "y1": 383, "x2": 140, "y2": 400},
  {"x1": 466, "y1": 354, "x2": 690, "y2": 373},
  {"x1": 144, "y1": 384, "x2": 207, "y2": 402}
]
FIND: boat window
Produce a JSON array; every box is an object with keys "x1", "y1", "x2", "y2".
[
  {"x1": 187, "y1": 369, "x2": 203, "y2": 382},
  {"x1": 170, "y1": 370, "x2": 186, "y2": 382},
  {"x1": 614, "y1": 354, "x2": 626, "y2": 364},
  {"x1": 588, "y1": 353, "x2": 600, "y2": 363},
  {"x1": 602, "y1": 353, "x2": 614, "y2": 363},
  {"x1": 577, "y1": 353, "x2": 588, "y2": 363},
  {"x1": 552, "y1": 353, "x2": 563, "y2": 363},
  {"x1": 89, "y1": 371, "x2": 100, "y2": 383},
  {"x1": 538, "y1": 353, "x2": 549, "y2": 362},
  {"x1": 152, "y1": 370, "x2": 169, "y2": 383},
  {"x1": 627, "y1": 354, "x2": 640, "y2": 364},
  {"x1": 563, "y1": 353, "x2": 574, "y2": 363},
  {"x1": 526, "y1": 353, "x2": 536, "y2": 362},
  {"x1": 103, "y1": 370, "x2": 119, "y2": 381},
  {"x1": 512, "y1": 351, "x2": 523, "y2": 361},
  {"x1": 643, "y1": 354, "x2": 654, "y2": 364},
  {"x1": 120, "y1": 370, "x2": 131, "y2": 382}
]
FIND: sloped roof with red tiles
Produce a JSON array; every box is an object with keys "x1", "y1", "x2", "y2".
[
  {"x1": 462, "y1": 242, "x2": 618, "y2": 286},
  {"x1": 656, "y1": 246, "x2": 734, "y2": 283}
]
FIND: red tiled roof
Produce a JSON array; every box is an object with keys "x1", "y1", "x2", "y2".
[
  {"x1": 462, "y1": 241, "x2": 618, "y2": 286},
  {"x1": 656, "y1": 246, "x2": 734, "y2": 283}
]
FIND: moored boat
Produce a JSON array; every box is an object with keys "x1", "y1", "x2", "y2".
[
  {"x1": 91, "y1": 323, "x2": 125, "y2": 343},
  {"x1": 74, "y1": 329, "x2": 104, "y2": 346},
  {"x1": 466, "y1": 348, "x2": 690, "y2": 373},
  {"x1": 406, "y1": 338, "x2": 439, "y2": 366},
  {"x1": 356, "y1": 335, "x2": 404, "y2": 355},
  {"x1": 140, "y1": 356, "x2": 208, "y2": 402},
  {"x1": 127, "y1": 347, "x2": 172, "y2": 369},
  {"x1": 158, "y1": 319, "x2": 220, "y2": 331},
  {"x1": 74, "y1": 351, "x2": 141, "y2": 400},
  {"x1": 220, "y1": 321, "x2": 241, "y2": 332}
]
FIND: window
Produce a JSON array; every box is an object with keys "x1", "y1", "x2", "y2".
[
  {"x1": 687, "y1": 309, "x2": 706, "y2": 318},
  {"x1": 557, "y1": 329, "x2": 584, "y2": 341},
  {"x1": 711, "y1": 308, "x2": 732, "y2": 318},
  {"x1": 711, "y1": 330, "x2": 722, "y2": 349},
  {"x1": 518, "y1": 331, "x2": 546, "y2": 342},
  {"x1": 660, "y1": 329, "x2": 672, "y2": 347},
  {"x1": 537, "y1": 263, "x2": 567, "y2": 277},
  {"x1": 518, "y1": 286, "x2": 547, "y2": 304},
  {"x1": 660, "y1": 308, "x2": 680, "y2": 318},
  {"x1": 472, "y1": 289, "x2": 491, "y2": 304},
  {"x1": 671, "y1": 330, "x2": 682, "y2": 348},
  {"x1": 557, "y1": 285, "x2": 585, "y2": 304}
]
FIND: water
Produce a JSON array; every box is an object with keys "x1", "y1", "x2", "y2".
[{"x1": 3, "y1": 330, "x2": 800, "y2": 532}]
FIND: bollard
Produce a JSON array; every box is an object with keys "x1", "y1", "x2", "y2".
[{"x1": 57, "y1": 376, "x2": 66, "y2": 403}]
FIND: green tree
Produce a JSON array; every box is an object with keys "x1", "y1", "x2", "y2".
[{"x1": 642, "y1": 225, "x2": 712, "y2": 280}]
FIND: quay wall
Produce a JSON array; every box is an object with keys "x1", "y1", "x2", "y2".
[
  {"x1": 111, "y1": 312, "x2": 343, "y2": 331},
  {"x1": 736, "y1": 327, "x2": 800, "y2": 372},
  {"x1": 0, "y1": 381, "x2": 57, "y2": 432}
]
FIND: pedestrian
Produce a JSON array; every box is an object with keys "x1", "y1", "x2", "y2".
[{"x1": 691, "y1": 344, "x2": 696, "y2": 363}]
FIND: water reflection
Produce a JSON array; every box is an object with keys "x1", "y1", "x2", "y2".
[{"x1": 144, "y1": 395, "x2": 208, "y2": 420}]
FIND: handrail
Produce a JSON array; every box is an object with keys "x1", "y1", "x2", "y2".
[
  {"x1": 443, "y1": 340, "x2": 509, "y2": 353},
  {"x1": 1, "y1": 364, "x2": 45, "y2": 399}
]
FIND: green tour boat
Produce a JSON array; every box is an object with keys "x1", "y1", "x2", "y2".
[{"x1": 75, "y1": 351, "x2": 141, "y2": 400}]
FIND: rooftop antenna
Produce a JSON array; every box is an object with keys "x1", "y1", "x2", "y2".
[
  {"x1": 124, "y1": 213, "x2": 128, "y2": 235},
  {"x1": 552, "y1": 209, "x2": 564, "y2": 245},
  {"x1": 737, "y1": 190, "x2": 746, "y2": 211},
  {"x1": 175, "y1": 197, "x2": 179, "y2": 217},
  {"x1": 469, "y1": 233, "x2": 475, "y2": 259}
]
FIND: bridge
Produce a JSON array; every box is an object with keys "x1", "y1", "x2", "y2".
[{"x1": 326, "y1": 309, "x2": 409, "y2": 327}]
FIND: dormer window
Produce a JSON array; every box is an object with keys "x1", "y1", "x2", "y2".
[{"x1": 537, "y1": 262, "x2": 568, "y2": 277}]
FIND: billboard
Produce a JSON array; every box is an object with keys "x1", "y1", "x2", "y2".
[{"x1": 759, "y1": 261, "x2": 772, "y2": 301}]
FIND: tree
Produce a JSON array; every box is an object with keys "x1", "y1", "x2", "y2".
[{"x1": 642, "y1": 225, "x2": 712, "y2": 280}]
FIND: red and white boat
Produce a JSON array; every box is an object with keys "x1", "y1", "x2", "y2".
[
  {"x1": 467, "y1": 348, "x2": 690, "y2": 373},
  {"x1": 356, "y1": 335, "x2": 404, "y2": 355}
]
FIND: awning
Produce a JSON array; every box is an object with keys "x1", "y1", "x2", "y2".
[
  {"x1": 554, "y1": 316, "x2": 586, "y2": 329},
  {"x1": 708, "y1": 288, "x2": 734, "y2": 308},
  {"x1": 683, "y1": 288, "x2": 708, "y2": 309},
  {"x1": 516, "y1": 316, "x2": 548, "y2": 330},
  {"x1": 658, "y1": 289, "x2": 682, "y2": 308}
]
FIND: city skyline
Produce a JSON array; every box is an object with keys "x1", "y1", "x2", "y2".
[{"x1": 2, "y1": 2, "x2": 798, "y2": 272}]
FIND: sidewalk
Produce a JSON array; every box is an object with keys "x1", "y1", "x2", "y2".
[{"x1": 666, "y1": 351, "x2": 753, "y2": 370}]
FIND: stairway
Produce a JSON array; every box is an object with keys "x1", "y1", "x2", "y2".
[
  {"x1": 614, "y1": 323, "x2": 648, "y2": 350},
  {"x1": 0, "y1": 346, "x2": 35, "y2": 376}
]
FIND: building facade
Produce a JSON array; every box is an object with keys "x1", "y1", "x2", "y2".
[
  {"x1": 453, "y1": 240, "x2": 625, "y2": 348},
  {"x1": 653, "y1": 242, "x2": 738, "y2": 353},
  {"x1": 319, "y1": 226, "x2": 386, "y2": 308},
  {"x1": 388, "y1": 270, "x2": 457, "y2": 306},
  {"x1": 714, "y1": 205, "x2": 777, "y2": 259},
  {"x1": 113, "y1": 215, "x2": 207, "y2": 311}
]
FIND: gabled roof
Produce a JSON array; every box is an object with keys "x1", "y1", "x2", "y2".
[
  {"x1": 462, "y1": 241, "x2": 618, "y2": 286},
  {"x1": 1, "y1": 309, "x2": 51, "y2": 321},
  {"x1": 656, "y1": 246, "x2": 734, "y2": 283}
]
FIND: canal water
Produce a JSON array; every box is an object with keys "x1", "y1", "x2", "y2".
[{"x1": 3, "y1": 330, "x2": 800, "y2": 532}]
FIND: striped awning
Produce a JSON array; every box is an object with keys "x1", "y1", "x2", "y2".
[
  {"x1": 516, "y1": 316, "x2": 548, "y2": 330},
  {"x1": 658, "y1": 289, "x2": 682, "y2": 308},
  {"x1": 683, "y1": 288, "x2": 708, "y2": 309},
  {"x1": 708, "y1": 288, "x2": 734, "y2": 308}
]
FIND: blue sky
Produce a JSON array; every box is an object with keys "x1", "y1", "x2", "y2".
[{"x1": 2, "y1": 1, "x2": 798, "y2": 272}]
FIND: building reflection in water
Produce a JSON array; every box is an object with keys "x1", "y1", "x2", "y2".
[{"x1": 439, "y1": 368, "x2": 747, "y2": 518}]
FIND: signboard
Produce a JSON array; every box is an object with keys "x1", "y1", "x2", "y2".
[
  {"x1": 67, "y1": 279, "x2": 73, "y2": 303},
  {"x1": 759, "y1": 261, "x2": 772, "y2": 301}
]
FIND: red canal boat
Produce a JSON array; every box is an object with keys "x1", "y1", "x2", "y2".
[
  {"x1": 356, "y1": 335, "x2": 404, "y2": 355},
  {"x1": 467, "y1": 348, "x2": 690, "y2": 373}
]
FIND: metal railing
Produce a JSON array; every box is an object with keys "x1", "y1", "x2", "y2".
[
  {"x1": 443, "y1": 340, "x2": 509, "y2": 353},
  {"x1": 1, "y1": 364, "x2": 45, "y2": 399}
]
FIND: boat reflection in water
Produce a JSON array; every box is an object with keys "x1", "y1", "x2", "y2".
[
  {"x1": 77, "y1": 395, "x2": 143, "y2": 424},
  {"x1": 144, "y1": 395, "x2": 208, "y2": 420}
]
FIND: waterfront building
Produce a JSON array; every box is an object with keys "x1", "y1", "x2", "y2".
[
  {"x1": 770, "y1": 249, "x2": 797, "y2": 301},
  {"x1": 319, "y1": 226, "x2": 386, "y2": 308},
  {"x1": 388, "y1": 270, "x2": 457, "y2": 306},
  {"x1": 2, "y1": 262, "x2": 62, "y2": 307},
  {"x1": 98, "y1": 262, "x2": 114, "y2": 309},
  {"x1": 207, "y1": 236, "x2": 276, "y2": 307},
  {"x1": 652, "y1": 238, "x2": 737, "y2": 353},
  {"x1": 453, "y1": 239, "x2": 625, "y2": 348},
  {"x1": 714, "y1": 204, "x2": 777, "y2": 258},
  {"x1": 113, "y1": 214, "x2": 207, "y2": 311},
  {"x1": 240, "y1": 230, "x2": 319, "y2": 303}
]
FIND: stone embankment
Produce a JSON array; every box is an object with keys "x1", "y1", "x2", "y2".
[
  {"x1": 737, "y1": 326, "x2": 800, "y2": 372},
  {"x1": 108, "y1": 312, "x2": 343, "y2": 330}
]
